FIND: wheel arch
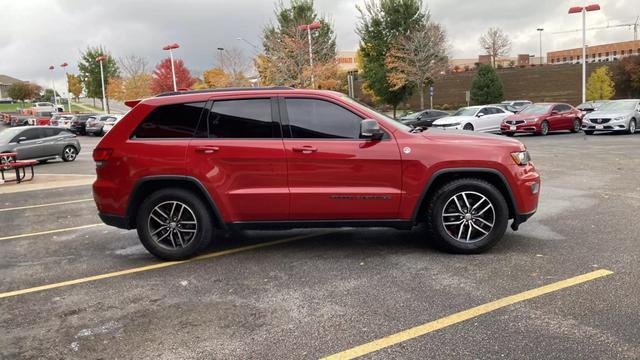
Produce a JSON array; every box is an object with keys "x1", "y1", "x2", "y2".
[
  {"x1": 126, "y1": 175, "x2": 226, "y2": 230},
  {"x1": 412, "y1": 168, "x2": 517, "y2": 223}
]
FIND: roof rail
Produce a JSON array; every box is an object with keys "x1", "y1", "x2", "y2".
[{"x1": 155, "y1": 86, "x2": 294, "y2": 97}]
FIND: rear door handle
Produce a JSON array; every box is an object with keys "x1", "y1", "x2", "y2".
[
  {"x1": 292, "y1": 145, "x2": 318, "y2": 153},
  {"x1": 195, "y1": 146, "x2": 219, "y2": 154}
]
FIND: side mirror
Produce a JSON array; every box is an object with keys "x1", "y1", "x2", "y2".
[
  {"x1": 476, "y1": 113, "x2": 485, "y2": 117},
  {"x1": 360, "y1": 119, "x2": 384, "y2": 140},
  {"x1": 17, "y1": 136, "x2": 27, "y2": 143}
]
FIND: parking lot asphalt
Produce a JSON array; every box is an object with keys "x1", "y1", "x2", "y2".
[{"x1": 1, "y1": 131, "x2": 639, "y2": 359}]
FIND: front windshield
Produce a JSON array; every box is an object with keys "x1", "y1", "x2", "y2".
[
  {"x1": 520, "y1": 104, "x2": 552, "y2": 115},
  {"x1": 452, "y1": 107, "x2": 478, "y2": 116},
  {"x1": 596, "y1": 101, "x2": 637, "y2": 112},
  {"x1": 339, "y1": 95, "x2": 412, "y2": 132},
  {"x1": 0, "y1": 128, "x2": 22, "y2": 143}
]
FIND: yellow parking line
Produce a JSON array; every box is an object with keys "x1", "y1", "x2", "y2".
[
  {"x1": 0, "y1": 223, "x2": 105, "y2": 242},
  {"x1": 322, "y1": 269, "x2": 614, "y2": 360},
  {"x1": 0, "y1": 231, "x2": 333, "y2": 299},
  {"x1": 0, "y1": 198, "x2": 94, "y2": 212}
]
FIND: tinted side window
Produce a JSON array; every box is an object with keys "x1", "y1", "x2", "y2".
[
  {"x1": 285, "y1": 98, "x2": 362, "y2": 139},
  {"x1": 206, "y1": 99, "x2": 276, "y2": 138},
  {"x1": 133, "y1": 102, "x2": 206, "y2": 138},
  {"x1": 480, "y1": 108, "x2": 493, "y2": 115},
  {"x1": 492, "y1": 107, "x2": 504, "y2": 113},
  {"x1": 42, "y1": 128, "x2": 61, "y2": 137},
  {"x1": 17, "y1": 128, "x2": 41, "y2": 141},
  {"x1": 552, "y1": 105, "x2": 563, "y2": 113}
]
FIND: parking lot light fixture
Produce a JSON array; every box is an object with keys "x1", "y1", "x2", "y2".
[
  {"x1": 95, "y1": 55, "x2": 108, "y2": 113},
  {"x1": 162, "y1": 43, "x2": 180, "y2": 92},
  {"x1": 60, "y1": 62, "x2": 70, "y2": 112},
  {"x1": 568, "y1": 4, "x2": 600, "y2": 103},
  {"x1": 48, "y1": 65, "x2": 57, "y2": 106},
  {"x1": 297, "y1": 21, "x2": 322, "y2": 88},
  {"x1": 536, "y1": 28, "x2": 544, "y2": 65}
]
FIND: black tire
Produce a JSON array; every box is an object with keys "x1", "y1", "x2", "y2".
[
  {"x1": 424, "y1": 178, "x2": 509, "y2": 254},
  {"x1": 504, "y1": 132, "x2": 514, "y2": 137},
  {"x1": 61, "y1": 145, "x2": 77, "y2": 162},
  {"x1": 584, "y1": 130, "x2": 594, "y2": 135},
  {"x1": 463, "y1": 123, "x2": 474, "y2": 131},
  {"x1": 570, "y1": 119, "x2": 581, "y2": 133},
  {"x1": 136, "y1": 188, "x2": 214, "y2": 260},
  {"x1": 538, "y1": 121, "x2": 549, "y2": 136},
  {"x1": 38, "y1": 159, "x2": 48, "y2": 164},
  {"x1": 628, "y1": 119, "x2": 636, "y2": 134}
]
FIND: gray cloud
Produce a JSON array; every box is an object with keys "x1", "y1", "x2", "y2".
[{"x1": 1, "y1": 0, "x2": 638, "y2": 92}]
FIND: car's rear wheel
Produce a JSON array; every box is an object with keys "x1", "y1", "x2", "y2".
[
  {"x1": 570, "y1": 119, "x2": 581, "y2": 133},
  {"x1": 538, "y1": 121, "x2": 549, "y2": 136},
  {"x1": 136, "y1": 188, "x2": 213, "y2": 260},
  {"x1": 61, "y1": 146, "x2": 77, "y2": 162},
  {"x1": 628, "y1": 119, "x2": 636, "y2": 134},
  {"x1": 424, "y1": 178, "x2": 509, "y2": 254},
  {"x1": 463, "y1": 123, "x2": 474, "y2": 131}
]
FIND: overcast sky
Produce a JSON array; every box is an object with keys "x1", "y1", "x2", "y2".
[{"x1": 1, "y1": 0, "x2": 638, "y2": 93}]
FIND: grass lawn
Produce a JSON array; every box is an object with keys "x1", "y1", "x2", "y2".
[{"x1": 0, "y1": 102, "x2": 32, "y2": 112}]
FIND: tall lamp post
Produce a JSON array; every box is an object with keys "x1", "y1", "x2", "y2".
[
  {"x1": 162, "y1": 43, "x2": 180, "y2": 91},
  {"x1": 60, "y1": 62, "x2": 70, "y2": 112},
  {"x1": 297, "y1": 21, "x2": 321, "y2": 88},
  {"x1": 96, "y1": 55, "x2": 108, "y2": 113},
  {"x1": 536, "y1": 28, "x2": 544, "y2": 65},
  {"x1": 48, "y1": 65, "x2": 57, "y2": 106},
  {"x1": 216, "y1": 47, "x2": 225, "y2": 71},
  {"x1": 569, "y1": 4, "x2": 600, "y2": 103}
]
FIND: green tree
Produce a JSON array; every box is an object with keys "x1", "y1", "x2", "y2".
[
  {"x1": 6, "y1": 82, "x2": 34, "y2": 105},
  {"x1": 78, "y1": 46, "x2": 119, "y2": 112},
  {"x1": 586, "y1": 66, "x2": 615, "y2": 101},
  {"x1": 357, "y1": 0, "x2": 426, "y2": 118},
  {"x1": 260, "y1": 0, "x2": 337, "y2": 87},
  {"x1": 611, "y1": 55, "x2": 640, "y2": 98},
  {"x1": 469, "y1": 64, "x2": 504, "y2": 104}
]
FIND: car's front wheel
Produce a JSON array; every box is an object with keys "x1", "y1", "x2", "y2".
[
  {"x1": 61, "y1": 146, "x2": 77, "y2": 162},
  {"x1": 538, "y1": 121, "x2": 549, "y2": 136},
  {"x1": 628, "y1": 119, "x2": 636, "y2": 134},
  {"x1": 136, "y1": 188, "x2": 214, "y2": 260},
  {"x1": 570, "y1": 119, "x2": 581, "y2": 133},
  {"x1": 425, "y1": 178, "x2": 509, "y2": 253}
]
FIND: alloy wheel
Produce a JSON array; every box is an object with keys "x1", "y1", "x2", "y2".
[
  {"x1": 441, "y1": 191, "x2": 495, "y2": 243},
  {"x1": 630, "y1": 120, "x2": 636, "y2": 134},
  {"x1": 64, "y1": 147, "x2": 77, "y2": 161},
  {"x1": 147, "y1": 201, "x2": 198, "y2": 250}
]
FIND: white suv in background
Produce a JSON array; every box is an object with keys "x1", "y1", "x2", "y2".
[{"x1": 102, "y1": 114, "x2": 124, "y2": 133}]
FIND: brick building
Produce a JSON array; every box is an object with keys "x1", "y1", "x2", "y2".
[{"x1": 547, "y1": 40, "x2": 640, "y2": 65}]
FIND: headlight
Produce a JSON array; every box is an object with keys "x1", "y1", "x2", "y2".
[
  {"x1": 526, "y1": 118, "x2": 538, "y2": 123},
  {"x1": 511, "y1": 151, "x2": 531, "y2": 166},
  {"x1": 613, "y1": 116, "x2": 625, "y2": 121}
]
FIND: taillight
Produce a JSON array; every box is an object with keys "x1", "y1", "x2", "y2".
[{"x1": 93, "y1": 148, "x2": 113, "y2": 168}]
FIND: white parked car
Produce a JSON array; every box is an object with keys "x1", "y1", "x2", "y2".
[
  {"x1": 32, "y1": 102, "x2": 64, "y2": 113},
  {"x1": 432, "y1": 105, "x2": 513, "y2": 133},
  {"x1": 582, "y1": 99, "x2": 640, "y2": 135},
  {"x1": 102, "y1": 114, "x2": 124, "y2": 133}
]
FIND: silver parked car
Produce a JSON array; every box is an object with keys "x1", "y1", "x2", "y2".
[
  {"x1": 582, "y1": 99, "x2": 640, "y2": 135},
  {"x1": 0, "y1": 126, "x2": 81, "y2": 162}
]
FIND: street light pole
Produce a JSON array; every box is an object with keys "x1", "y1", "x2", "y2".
[
  {"x1": 48, "y1": 65, "x2": 57, "y2": 106},
  {"x1": 569, "y1": 4, "x2": 600, "y2": 104},
  {"x1": 162, "y1": 43, "x2": 180, "y2": 92},
  {"x1": 297, "y1": 21, "x2": 321, "y2": 89},
  {"x1": 217, "y1": 47, "x2": 225, "y2": 71},
  {"x1": 60, "y1": 62, "x2": 70, "y2": 112},
  {"x1": 96, "y1": 55, "x2": 107, "y2": 113},
  {"x1": 536, "y1": 28, "x2": 544, "y2": 65},
  {"x1": 236, "y1": 37, "x2": 260, "y2": 54}
]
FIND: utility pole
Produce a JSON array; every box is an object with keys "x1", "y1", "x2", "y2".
[
  {"x1": 569, "y1": 4, "x2": 600, "y2": 104},
  {"x1": 536, "y1": 28, "x2": 544, "y2": 65},
  {"x1": 297, "y1": 21, "x2": 321, "y2": 88}
]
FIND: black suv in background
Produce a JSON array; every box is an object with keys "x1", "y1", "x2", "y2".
[{"x1": 69, "y1": 114, "x2": 98, "y2": 135}]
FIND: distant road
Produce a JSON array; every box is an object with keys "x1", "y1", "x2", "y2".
[{"x1": 79, "y1": 98, "x2": 128, "y2": 114}]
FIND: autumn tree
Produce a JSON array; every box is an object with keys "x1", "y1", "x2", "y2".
[
  {"x1": 479, "y1": 27, "x2": 511, "y2": 68},
  {"x1": 611, "y1": 55, "x2": 640, "y2": 98},
  {"x1": 470, "y1": 64, "x2": 504, "y2": 104},
  {"x1": 259, "y1": 0, "x2": 337, "y2": 87},
  {"x1": 6, "y1": 82, "x2": 34, "y2": 105},
  {"x1": 586, "y1": 66, "x2": 615, "y2": 101},
  {"x1": 78, "y1": 46, "x2": 119, "y2": 111},
  {"x1": 150, "y1": 58, "x2": 196, "y2": 94},
  {"x1": 357, "y1": 0, "x2": 426, "y2": 117},
  {"x1": 67, "y1": 74, "x2": 83, "y2": 101},
  {"x1": 107, "y1": 77, "x2": 125, "y2": 101},
  {"x1": 203, "y1": 67, "x2": 231, "y2": 88},
  {"x1": 123, "y1": 73, "x2": 152, "y2": 99},
  {"x1": 217, "y1": 47, "x2": 250, "y2": 87},
  {"x1": 386, "y1": 15, "x2": 448, "y2": 109}
]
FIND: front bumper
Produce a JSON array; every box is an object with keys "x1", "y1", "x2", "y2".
[
  {"x1": 500, "y1": 122, "x2": 539, "y2": 134},
  {"x1": 582, "y1": 119, "x2": 629, "y2": 132}
]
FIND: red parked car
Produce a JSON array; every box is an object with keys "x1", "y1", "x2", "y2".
[
  {"x1": 93, "y1": 88, "x2": 540, "y2": 260},
  {"x1": 501, "y1": 103, "x2": 582, "y2": 136}
]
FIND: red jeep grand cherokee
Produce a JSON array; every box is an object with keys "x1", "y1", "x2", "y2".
[
  {"x1": 501, "y1": 103, "x2": 582, "y2": 136},
  {"x1": 93, "y1": 88, "x2": 540, "y2": 260}
]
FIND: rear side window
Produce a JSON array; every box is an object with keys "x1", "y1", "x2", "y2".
[
  {"x1": 206, "y1": 99, "x2": 277, "y2": 138},
  {"x1": 285, "y1": 98, "x2": 362, "y2": 139},
  {"x1": 133, "y1": 102, "x2": 206, "y2": 138},
  {"x1": 42, "y1": 128, "x2": 61, "y2": 137}
]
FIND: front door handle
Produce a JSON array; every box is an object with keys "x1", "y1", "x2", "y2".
[
  {"x1": 292, "y1": 145, "x2": 318, "y2": 153},
  {"x1": 195, "y1": 146, "x2": 220, "y2": 154}
]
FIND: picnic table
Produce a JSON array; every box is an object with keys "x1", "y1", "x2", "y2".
[{"x1": 0, "y1": 153, "x2": 37, "y2": 183}]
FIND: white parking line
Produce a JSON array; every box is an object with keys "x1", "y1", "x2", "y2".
[{"x1": 0, "y1": 198, "x2": 94, "y2": 212}]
